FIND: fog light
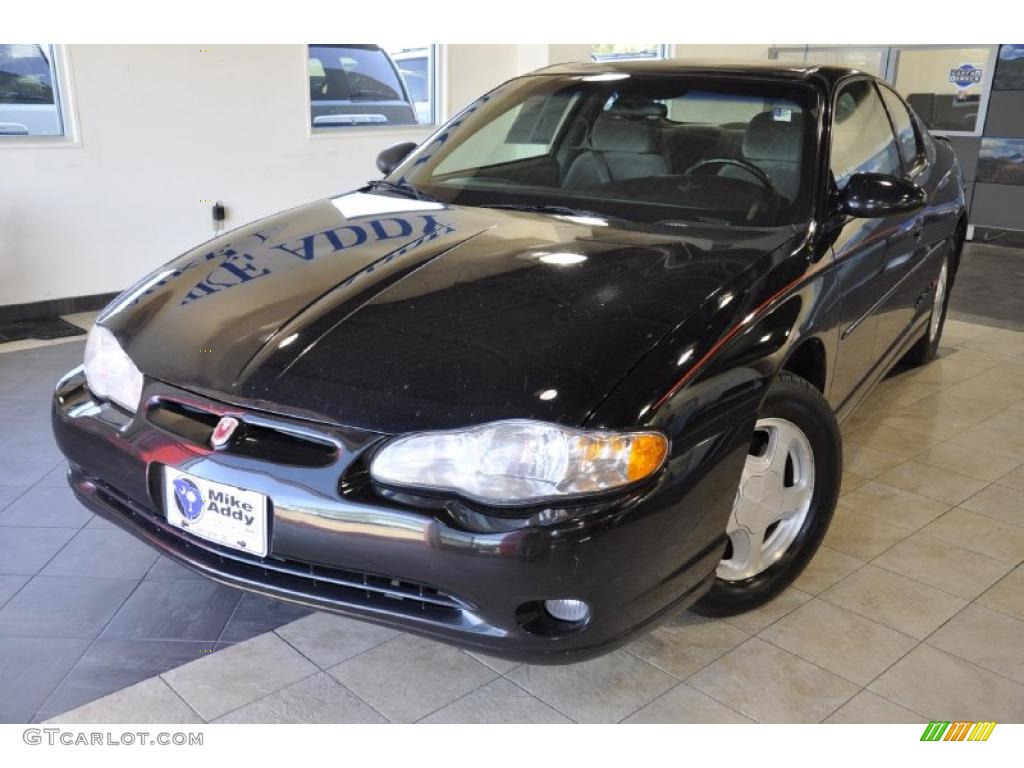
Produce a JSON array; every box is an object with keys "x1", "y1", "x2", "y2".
[{"x1": 544, "y1": 599, "x2": 590, "y2": 623}]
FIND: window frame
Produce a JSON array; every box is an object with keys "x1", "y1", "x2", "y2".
[
  {"x1": 0, "y1": 44, "x2": 79, "y2": 148},
  {"x1": 827, "y1": 75, "x2": 903, "y2": 191},
  {"x1": 876, "y1": 82, "x2": 927, "y2": 177},
  {"x1": 303, "y1": 44, "x2": 445, "y2": 139}
]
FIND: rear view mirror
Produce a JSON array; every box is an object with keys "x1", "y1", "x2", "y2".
[
  {"x1": 376, "y1": 141, "x2": 418, "y2": 175},
  {"x1": 839, "y1": 173, "x2": 927, "y2": 218}
]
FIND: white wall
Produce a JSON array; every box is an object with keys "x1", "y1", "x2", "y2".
[
  {"x1": 0, "y1": 43, "x2": 780, "y2": 308},
  {"x1": 0, "y1": 44, "x2": 556, "y2": 308}
]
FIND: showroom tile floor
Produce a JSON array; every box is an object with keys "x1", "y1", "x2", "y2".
[{"x1": 1, "y1": 243, "x2": 1022, "y2": 723}]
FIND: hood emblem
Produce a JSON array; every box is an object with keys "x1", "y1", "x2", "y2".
[{"x1": 211, "y1": 416, "x2": 240, "y2": 450}]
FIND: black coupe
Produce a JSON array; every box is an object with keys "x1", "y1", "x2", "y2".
[{"x1": 53, "y1": 61, "x2": 966, "y2": 662}]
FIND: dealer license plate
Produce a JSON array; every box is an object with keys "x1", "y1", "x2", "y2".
[{"x1": 164, "y1": 466, "x2": 268, "y2": 557}]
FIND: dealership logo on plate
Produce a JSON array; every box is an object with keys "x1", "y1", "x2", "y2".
[
  {"x1": 210, "y1": 416, "x2": 239, "y2": 450},
  {"x1": 172, "y1": 477, "x2": 205, "y2": 521}
]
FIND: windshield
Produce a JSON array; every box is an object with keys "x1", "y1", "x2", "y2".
[{"x1": 393, "y1": 73, "x2": 819, "y2": 227}]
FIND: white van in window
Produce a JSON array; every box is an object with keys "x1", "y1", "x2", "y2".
[{"x1": 308, "y1": 44, "x2": 418, "y2": 129}]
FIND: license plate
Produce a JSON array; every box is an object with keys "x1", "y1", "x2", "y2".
[{"x1": 164, "y1": 466, "x2": 268, "y2": 557}]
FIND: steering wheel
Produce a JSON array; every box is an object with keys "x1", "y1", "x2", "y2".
[{"x1": 683, "y1": 157, "x2": 778, "y2": 196}]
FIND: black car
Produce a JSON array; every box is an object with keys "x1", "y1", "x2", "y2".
[{"x1": 53, "y1": 61, "x2": 966, "y2": 663}]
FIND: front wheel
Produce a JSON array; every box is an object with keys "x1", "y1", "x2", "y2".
[{"x1": 691, "y1": 371, "x2": 841, "y2": 617}]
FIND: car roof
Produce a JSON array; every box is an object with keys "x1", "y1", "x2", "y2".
[{"x1": 534, "y1": 59, "x2": 868, "y2": 89}]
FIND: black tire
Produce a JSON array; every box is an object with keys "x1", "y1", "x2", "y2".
[
  {"x1": 903, "y1": 240, "x2": 956, "y2": 367},
  {"x1": 690, "y1": 371, "x2": 841, "y2": 617}
]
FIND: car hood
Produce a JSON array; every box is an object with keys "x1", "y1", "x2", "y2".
[{"x1": 99, "y1": 192, "x2": 797, "y2": 433}]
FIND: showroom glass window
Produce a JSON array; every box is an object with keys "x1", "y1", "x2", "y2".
[
  {"x1": 893, "y1": 46, "x2": 991, "y2": 133},
  {"x1": 878, "y1": 84, "x2": 922, "y2": 170},
  {"x1": 0, "y1": 44, "x2": 64, "y2": 136},
  {"x1": 591, "y1": 44, "x2": 669, "y2": 62},
  {"x1": 308, "y1": 44, "x2": 436, "y2": 130},
  {"x1": 830, "y1": 80, "x2": 901, "y2": 188}
]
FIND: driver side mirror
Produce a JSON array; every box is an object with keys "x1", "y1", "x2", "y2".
[
  {"x1": 376, "y1": 141, "x2": 418, "y2": 175},
  {"x1": 838, "y1": 173, "x2": 927, "y2": 218}
]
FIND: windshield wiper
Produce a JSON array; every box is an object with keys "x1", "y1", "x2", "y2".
[
  {"x1": 363, "y1": 179, "x2": 442, "y2": 203},
  {"x1": 479, "y1": 202, "x2": 622, "y2": 222}
]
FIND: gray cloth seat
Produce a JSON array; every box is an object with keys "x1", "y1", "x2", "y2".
[
  {"x1": 563, "y1": 115, "x2": 668, "y2": 188},
  {"x1": 721, "y1": 111, "x2": 803, "y2": 200}
]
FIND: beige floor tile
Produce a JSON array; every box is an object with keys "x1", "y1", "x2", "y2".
[
  {"x1": 844, "y1": 425, "x2": 940, "y2": 462},
  {"x1": 899, "y1": 353, "x2": 1001, "y2": 389},
  {"x1": 843, "y1": 442, "x2": 906, "y2": 479},
  {"x1": 626, "y1": 612, "x2": 749, "y2": 679},
  {"x1": 943, "y1": 319, "x2": 991, "y2": 340},
  {"x1": 214, "y1": 672, "x2": 385, "y2": 723},
  {"x1": 917, "y1": 441, "x2": 1022, "y2": 483},
  {"x1": 928, "y1": 604, "x2": 1024, "y2": 685},
  {"x1": 959, "y1": 483, "x2": 1024, "y2": 527},
  {"x1": 761, "y1": 599, "x2": 916, "y2": 686},
  {"x1": 793, "y1": 546, "x2": 865, "y2": 595},
  {"x1": 274, "y1": 612, "x2": 399, "y2": 669},
  {"x1": 997, "y1": 464, "x2": 1024, "y2": 491},
  {"x1": 959, "y1": 328, "x2": 1024, "y2": 358},
  {"x1": 721, "y1": 587, "x2": 812, "y2": 634},
  {"x1": 822, "y1": 503, "x2": 913, "y2": 561},
  {"x1": 624, "y1": 683, "x2": 754, "y2": 723},
  {"x1": 464, "y1": 650, "x2": 520, "y2": 675},
  {"x1": 949, "y1": 418, "x2": 1024, "y2": 460},
  {"x1": 942, "y1": 374, "x2": 1024, "y2": 412},
  {"x1": 872, "y1": 532, "x2": 1011, "y2": 600},
  {"x1": 688, "y1": 638, "x2": 858, "y2": 723},
  {"x1": 420, "y1": 678, "x2": 569, "y2": 723},
  {"x1": 162, "y1": 633, "x2": 318, "y2": 721},
  {"x1": 875, "y1": 411, "x2": 963, "y2": 442},
  {"x1": 861, "y1": 377, "x2": 941, "y2": 414},
  {"x1": 839, "y1": 481, "x2": 950, "y2": 531},
  {"x1": 840, "y1": 471, "x2": 869, "y2": 496},
  {"x1": 821, "y1": 564, "x2": 966, "y2": 640},
  {"x1": 977, "y1": 567, "x2": 1024, "y2": 622},
  {"x1": 876, "y1": 461, "x2": 988, "y2": 506},
  {"x1": 825, "y1": 690, "x2": 926, "y2": 724},
  {"x1": 923, "y1": 508, "x2": 1024, "y2": 564},
  {"x1": 869, "y1": 644, "x2": 1024, "y2": 722},
  {"x1": 47, "y1": 677, "x2": 201, "y2": 724},
  {"x1": 506, "y1": 649, "x2": 675, "y2": 723},
  {"x1": 328, "y1": 634, "x2": 496, "y2": 723}
]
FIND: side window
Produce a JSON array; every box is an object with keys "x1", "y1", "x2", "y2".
[
  {"x1": 878, "y1": 85, "x2": 921, "y2": 170},
  {"x1": 830, "y1": 80, "x2": 901, "y2": 188}
]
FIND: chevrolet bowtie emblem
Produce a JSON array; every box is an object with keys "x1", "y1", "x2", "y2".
[{"x1": 210, "y1": 416, "x2": 240, "y2": 450}]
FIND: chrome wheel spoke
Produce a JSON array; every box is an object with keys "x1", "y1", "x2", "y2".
[{"x1": 718, "y1": 417, "x2": 816, "y2": 582}]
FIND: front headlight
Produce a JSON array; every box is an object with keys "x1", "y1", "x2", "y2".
[
  {"x1": 369, "y1": 420, "x2": 668, "y2": 507},
  {"x1": 83, "y1": 325, "x2": 144, "y2": 412}
]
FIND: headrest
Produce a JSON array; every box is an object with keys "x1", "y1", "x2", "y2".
[
  {"x1": 592, "y1": 115, "x2": 659, "y2": 154},
  {"x1": 608, "y1": 99, "x2": 668, "y2": 119},
  {"x1": 743, "y1": 111, "x2": 803, "y2": 162}
]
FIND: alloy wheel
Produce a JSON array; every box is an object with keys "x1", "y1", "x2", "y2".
[
  {"x1": 929, "y1": 259, "x2": 948, "y2": 343},
  {"x1": 717, "y1": 417, "x2": 815, "y2": 582}
]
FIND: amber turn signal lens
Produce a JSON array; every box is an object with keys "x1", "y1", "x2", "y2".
[{"x1": 627, "y1": 433, "x2": 669, "y2": 482}]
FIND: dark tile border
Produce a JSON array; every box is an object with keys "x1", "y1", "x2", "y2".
[{"x1": 0, "y1": 293, "x2": 118, "y2": 324}]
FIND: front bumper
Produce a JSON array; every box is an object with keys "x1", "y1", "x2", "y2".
[{"x1": 52, "y1": 368, "x2": 749, "y2": 663}]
